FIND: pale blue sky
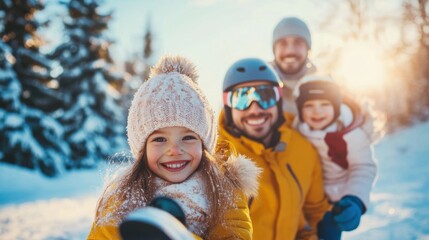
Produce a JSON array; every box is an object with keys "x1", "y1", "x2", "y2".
[
  {"x1": 40, "y1": 0, "x2": 402, "y2": 110},
  {"x1": 104, "y1": 0, "x2": 339, "y2": 110},
  {"x1": 89, "y1": 0, "x2": 400, "y2": 111}
]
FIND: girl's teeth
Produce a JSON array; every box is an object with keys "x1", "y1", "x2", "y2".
[{"x1": 165, "y1": 162, "x2": 186, "y2": 169}]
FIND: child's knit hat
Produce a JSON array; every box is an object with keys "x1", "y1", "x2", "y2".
[
  {"x1": 293, "y1": 75, "x2": 342, "y2": 121},
  {"x1": 127, "y1": 55, "x2": 216, "y2": 161}
]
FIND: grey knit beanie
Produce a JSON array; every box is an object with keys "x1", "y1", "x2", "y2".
[
  {"x1": 273, "y1": 17, "x2": 312, "y2": 49},
  {"x1": 127, "y1": 55, "x2": 216, "y2": 161}
]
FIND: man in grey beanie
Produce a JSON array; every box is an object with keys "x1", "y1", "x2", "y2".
[{"x1": 269, "y1": 17, "x2": 317, "y2": 114}]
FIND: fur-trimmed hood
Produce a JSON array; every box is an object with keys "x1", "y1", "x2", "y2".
[{"x1": 222, "y1": 154, "x2": 262, "y2": 197}]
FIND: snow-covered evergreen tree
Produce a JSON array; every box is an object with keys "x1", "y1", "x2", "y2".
[
  {"x1": 1, "y1": 0, "x2": 64, "y2": 111},
  {"x1": 50, "y1": 0, "x2": 126, "y2": 168},
  {"x1": 0, "y1": 0, "x2": 70, "y2": 177}
]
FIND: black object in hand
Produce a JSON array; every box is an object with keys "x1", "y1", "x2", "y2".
[
  {"x1": 119, "y1": 196, "x2": 192, "y2": 240},
  {"x1": 150, "y1": 196, "x2": 187, "y2": 226}
]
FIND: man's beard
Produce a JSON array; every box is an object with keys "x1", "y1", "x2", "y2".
[
  {"x1": 276, "y1": 55, "x2": 307, "y2": 75},
  {"x1": 244, "y1": 127, "x2": 273, "y2": 143},
  {"x1": 239, "y1": 113, "x2": 275, "y2": 145}
]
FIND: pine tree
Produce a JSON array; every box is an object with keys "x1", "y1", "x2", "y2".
[
  {"x1": 0, "y1": 0, "x2": 69, "y2": 176},
  {"x1": 50, "y1": 0, "x2": 126, "y2": 168},
  {"x1": 141, "y1": 20, "x2": 154, "y2": 81},
  {"x1": 122, "y1": 20, "x2": 154, "y2": 112},
  {"x1": 1, "y1": 0, "x2": 64, "y2": 111}
]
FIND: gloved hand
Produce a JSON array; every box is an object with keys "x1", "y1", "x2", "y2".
[
  {"x1": 332, "y1": 195, "x2": 364, "y2": 231},
  {"x1": 317, "y1": 211, "x2": 341, "y2": 240}
]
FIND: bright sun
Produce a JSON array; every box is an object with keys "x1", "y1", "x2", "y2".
[{"x1": 333, "y1": 40, "x2": 387, "y2": 94}]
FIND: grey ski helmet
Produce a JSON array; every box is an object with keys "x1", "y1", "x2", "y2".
[{"x1": 223, "y1": 58, "x2": 282, "y2": 91}]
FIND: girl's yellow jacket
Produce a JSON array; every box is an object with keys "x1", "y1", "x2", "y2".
[
  {"x1": 87, "y1": 195, "x2": 252, "y2": 240},
  {"x1": 217, "y1": 111, "x2": 330, "y2": 240},
  {"x1": 87, "y1": 155, "x2": 258, "y2": 240}
]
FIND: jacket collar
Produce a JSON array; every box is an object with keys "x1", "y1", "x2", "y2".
[{"x1": 340, "y1": 96, "x2": 364, "y2": 134}]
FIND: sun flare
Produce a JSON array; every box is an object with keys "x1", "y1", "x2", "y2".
[{"x1": 333, "y1": 40, "x2": 387, "y2": 94}]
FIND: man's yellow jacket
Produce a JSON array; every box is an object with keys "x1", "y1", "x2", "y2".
[{"x1": 217, "y1": 111, "x2": 330, "y2": 240}]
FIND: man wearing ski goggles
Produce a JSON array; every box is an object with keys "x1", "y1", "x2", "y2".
[
  {"x1": 222, "y1": 81, "x2": 283, "y2": 147},
  {"x1": 220, "y1": 57, "x2": 285, "y2": 147},
  {"x1": 217, "y1": 58, "x2": 330, "y2": 240},
  {"x1": 223, "y1": 84, "x2": 282, "y2": 111}
]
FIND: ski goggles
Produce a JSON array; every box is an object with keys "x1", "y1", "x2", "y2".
[{"x1": 223, "y1": 85, "x2": 282, "y2": 110}]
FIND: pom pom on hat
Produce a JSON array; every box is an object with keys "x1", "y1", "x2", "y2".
[
  {"x1": 149, "y1": 55, "x2": 199, "y2": 82},
  {"x1": 127, "y1": 55, "x2": 216, "y2": 161}
]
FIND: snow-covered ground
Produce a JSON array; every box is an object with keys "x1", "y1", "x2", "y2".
[
  {"x1": 1, "y1": 122, "x2": 429, "y2": 240},
  {"x1": 0, "y1": 163, "x2": 106, "y2": 240},
  {"x1": 344, "y1": 121, "x2": 429, "y2": 240}
]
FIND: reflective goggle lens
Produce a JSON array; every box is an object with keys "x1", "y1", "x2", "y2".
[{"x1": 224, "y1": 85, "x2": 281, "y2": 110}]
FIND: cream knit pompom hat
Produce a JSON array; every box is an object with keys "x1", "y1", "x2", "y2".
[{"x1": 127, "y1": 55, "x2": 216, "y2": 161}]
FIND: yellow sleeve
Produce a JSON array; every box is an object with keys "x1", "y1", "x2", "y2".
[
  {"x1": 87, "y1": 196, "x2": 121, "y2": 240},
  {"x1": 207, "y1": 191, "x2": 252, "y2": 240},
  {"x1": 87, "y1": 222, "x2": 120, "y2": 240},
  {"x1": 192, "y1": 233, "x2": 203, "y2": 240}
]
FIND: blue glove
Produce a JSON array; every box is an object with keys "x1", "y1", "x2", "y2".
[
  {"x1": 317, "y1": 211, "x2": 342, "y2": 240},
  {"x1": 332, "y1": 195, "x2": 364, "y2": 231}
]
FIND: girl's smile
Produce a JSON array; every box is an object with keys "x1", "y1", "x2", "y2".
[
  {"x1": 146, "y1": 126, "x2": 203, "y2": 183},
  {"x1": 161, "y1": 160, "x2": 190, "y2": 172}
]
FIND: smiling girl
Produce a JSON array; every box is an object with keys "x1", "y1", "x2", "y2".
[{"x1": 87, "y1": 55, "x2": 260, "y2": 239}]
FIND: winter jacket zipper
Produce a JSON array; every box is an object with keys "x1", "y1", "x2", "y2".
[{"x1": 286, "y1": 163, "x2": 303, "y2": 201}]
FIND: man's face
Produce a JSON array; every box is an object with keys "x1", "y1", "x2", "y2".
[
  {"x1": 230, "y1": 81, "x2": 279, "y2": 145},
  {"x1": 273, "y1": 36, "x2": 309, "y2": 75}
]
